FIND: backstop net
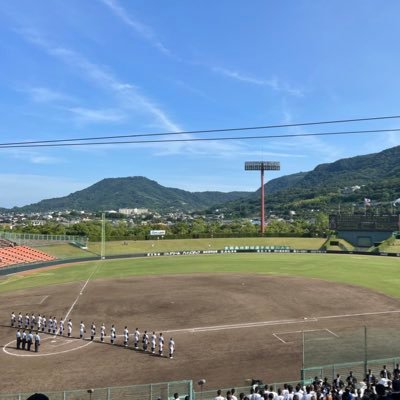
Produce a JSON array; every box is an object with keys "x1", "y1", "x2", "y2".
[{"x1": 301, "y1": 326, "x2": 400, "y2": 382}]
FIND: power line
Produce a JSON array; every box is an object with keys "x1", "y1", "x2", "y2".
[
  {"x1": 1, "y1": 114, "x2": 400, "y2": 147},
  {"x1": 0, "y1": 127, "x2": 399, "y2": 148}
]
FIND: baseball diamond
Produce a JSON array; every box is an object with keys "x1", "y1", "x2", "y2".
[{"x1": 1, "y1": 253, "x2": 400, "y2": 394}]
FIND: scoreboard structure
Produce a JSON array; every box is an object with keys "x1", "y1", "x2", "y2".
[{"x1": 329, "y1": 214, "x2": 400, "y2": 247}]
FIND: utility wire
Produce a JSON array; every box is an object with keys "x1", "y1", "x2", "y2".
[
  {"x1": 0, "y1": 127, "x2": 399, "y2": 149},
  {"x1": 1, "y1": 114, "x2": 400, "y2": 147}
]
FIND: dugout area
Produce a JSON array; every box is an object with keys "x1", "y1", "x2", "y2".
[{"x1": 1, "y1": 273, "x2": 400, "y2": 393}]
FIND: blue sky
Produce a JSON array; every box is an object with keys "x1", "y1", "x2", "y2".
[{"x1": 1, "y1": 1, "x2": 400, "y2": 208}]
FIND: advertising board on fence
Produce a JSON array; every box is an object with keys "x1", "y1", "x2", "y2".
[{"x1": 150, "y1": 230, "x2": 166, "y2": 236}]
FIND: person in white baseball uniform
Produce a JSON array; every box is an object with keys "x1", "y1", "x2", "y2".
[
  {"x1": 150, "y1": 332, "x2": 156, "y2": 354},
  {"x1": 110, "y1": 324, "x2": 116, "y2": 344},
  {"x1": 123, "y1": 326, "x2": 129, "y2": 347},
  {"x1": 52, "y1": 317, "x2": 57, "y2": 335},
  {"x1": 30, "y1": 313, "x2": 36, "y2": 330},
  {"x1": 169, "y1": 337, "x2": 175, "y2": 359},
  {"x1": 18, "y1": 312, "x2": 23, "y2": 328},
  {"x1": 80, "y1": 321, "x2": 85, "y2": 339},
  {"x1": 59, "y1": 318, "x2": 64, "y2": 336},
  {"x1": 48, "y1": 316, "x2": 53, "y2": 334},
  {"x1": 142, "y1": 330, "x2": 149, "y2": 351},
  {"x1": 42, "y1": 315, "x2": 46, "y2": 332},
  {"x1": 90, "y1": 322, "x2": 96, "y2": 341},
  {"x1": 67, "y1": 319, "x2": 72, "y2": 337},
  {"x1": 10, "y1": 312, "x2": 16, "y2": 327},
  {"x1": 37, "y1": 314, "x2": 42, "y2": 331},
  {"x1": 100, "y1": 323, "x2": 106, "y2": 342},
  {"x1": 158, "y1": 332, "x2": 164, "y2": 356},
  {"x1": 134, "y1": 328, "x2": 140, "y2": 349},
  {"x1": 25, "y1": 313, "x2": 30, "y2": 329}
]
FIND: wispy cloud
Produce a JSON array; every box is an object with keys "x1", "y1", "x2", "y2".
[
  {"x1": 213, "y1": 67, "x2": 303, "y2": 97},
  {"x1": 18, "y1": 28, "x2": 182, "y2": 133},
  {"x1": 22, "y1": 86, "x2": 74, "y2": 103},
  {"x1": 173, "y1": 79, "x2": 215, "y2": 102},
  {"x1": 66, "y1": 107, "x2": 126, "y2": 123},
  {"x1": 100, "y1": 0, "x2": 171, "y2": 56},
  {"x1": 14, "y1": 30, "x2": 268, "y2": 158},
  {"x1": 3, "y1": 148, "x2": 63, "y2": 165}
]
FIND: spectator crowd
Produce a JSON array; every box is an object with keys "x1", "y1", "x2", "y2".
[{"x1": 212, "y1": 364, "x2": 400, "y2": 400}]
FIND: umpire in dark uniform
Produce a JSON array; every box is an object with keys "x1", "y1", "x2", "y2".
[
  {"x1": 21, "y1": 330, "x2": 27, "y2": 350},
  {"x1": 16, "y1": 329, "x2": 21, "y2": 350},
  {"x1": 27, "y1": 331, "x2": 33, "y2": 351},
  {"x1": 34, "y1": 332, "x2": 41, "y2": 353}
]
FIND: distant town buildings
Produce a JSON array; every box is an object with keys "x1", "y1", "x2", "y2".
[{"x1": 119, "y1": 208, "x2": 149, "y2": 216}]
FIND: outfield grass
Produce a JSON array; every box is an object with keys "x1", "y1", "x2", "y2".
[
  {"x1": 1, "y1": 253, "x2": 400, "y2": 299},
  {"x1": 37, "y1": 237, "x2": 326, "y2": 259},
  {"x1": 35, "y1": 244, "x2": 95, "y2": 259}
]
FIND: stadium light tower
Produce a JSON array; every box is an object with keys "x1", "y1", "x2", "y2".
[{"x1": 245, "y1": 161, "x2": 280, "y2": 234}]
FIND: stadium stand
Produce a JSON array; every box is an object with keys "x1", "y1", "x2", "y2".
[{"x1": 0, "y1": 245, "x2": 55, "y2": 268}]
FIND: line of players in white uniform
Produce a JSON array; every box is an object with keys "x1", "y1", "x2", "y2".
[{"x1": 10, "y1": 312, "x2": 175, "y2": 358}]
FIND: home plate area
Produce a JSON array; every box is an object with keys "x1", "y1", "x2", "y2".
[
  {"x1": 4, "y1": 335, "x2": 92, "y2": 357},
  {"x1": 273, "y1": 328, "x2": 338, "y2": 344}
]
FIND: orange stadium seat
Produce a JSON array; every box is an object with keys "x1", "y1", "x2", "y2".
[{"x1": 0, "y1": 245, "x2": 56, "y2": 268}]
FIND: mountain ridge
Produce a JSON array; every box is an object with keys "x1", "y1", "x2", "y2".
[
  {"x1": 6, "y1": 176, "x2": 250, "y2": 213},
  {"x1": 2, "y1": 145, "x2": 400, "y2": 214}
]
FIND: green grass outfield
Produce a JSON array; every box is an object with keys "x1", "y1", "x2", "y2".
[{"x1": 1, "y1": 253, "x2": 399, "y2": 298}]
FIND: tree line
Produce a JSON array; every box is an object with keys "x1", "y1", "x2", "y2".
[{"x1": 2, "y1": 214, "x2": 330, "y2": 241}]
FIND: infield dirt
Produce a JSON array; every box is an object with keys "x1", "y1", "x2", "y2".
[{"x1": 1, "y1": 273, "x2": 399, "y2": 393}]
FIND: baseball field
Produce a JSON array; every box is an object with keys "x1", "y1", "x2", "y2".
[{"x1": 1, "y1": 248, "x2": 400, "y2": 394}]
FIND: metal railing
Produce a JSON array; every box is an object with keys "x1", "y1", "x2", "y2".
[{"x1": 0, "y1": 380, "x2": 193, "y2": 400}]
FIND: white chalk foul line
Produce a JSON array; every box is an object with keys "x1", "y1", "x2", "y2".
[
  {"x1": 272, "y1": 328, "x2": 338, "y2": 344},
  {"x1": 163, "y1": 317, "x2": 318, "y2": 334},
  {"x1": 39, "y1": 295, "x2": 49, "y2": 305},
  {"x1": 161, "y1": 309, "x2": 400, "y2": 334},
  {"x1": 273, "y1": 333, "x2": 287, "y2": 344},
  {"x1": 325, "y1": 328, "x2": 339, "y2": 338},
  {"x1": 52, "y1": 262, "x2": 102, "y2": 338},
  {"x1": 317, "y1": 309, "x2": 400, "y2": 320}
]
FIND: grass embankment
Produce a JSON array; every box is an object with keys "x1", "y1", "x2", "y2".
[
  {"x1": 34, "y1": 237, "x2": 326, "y2": 259},
  {"x1": 1, "y1": 253, "x2": 400, "y2": 299},
  {"x1": 324, "y1": 238, "x2": 355, "y2": 252},
  {"x1": 380, "y1": 239, "x2": 400, "y2": 253}
]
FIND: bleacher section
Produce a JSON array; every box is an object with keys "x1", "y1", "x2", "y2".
[{"x1": 0, "y1": 246, "x2": 56, "y2": 268}]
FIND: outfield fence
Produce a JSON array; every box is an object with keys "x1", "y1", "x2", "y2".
[{"x1": 0, "y1": 380, "x2": 193, "y2": 400}]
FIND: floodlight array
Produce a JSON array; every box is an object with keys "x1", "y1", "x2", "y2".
[{"x1": 244, "y1": 161, "x2": 280, "y2": 171}]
